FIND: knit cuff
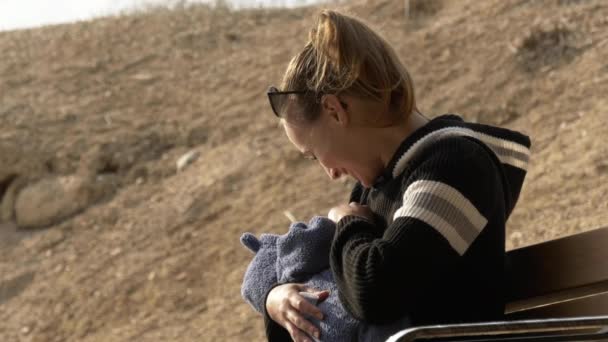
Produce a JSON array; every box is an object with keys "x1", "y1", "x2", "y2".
[
  {"x1": 336, "y1": 215, "x2": 379, "y2": 238},
  {"x1": 338, "y1": 214, "x2": 374, "y2": 227}
]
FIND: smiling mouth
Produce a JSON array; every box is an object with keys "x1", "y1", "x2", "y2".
[
  {"x1": 345, "y1": 170, "x2": 361, "y2": 183},
  {"x1": 334, "y1": 169, "x2": 362, "y2": 184}
]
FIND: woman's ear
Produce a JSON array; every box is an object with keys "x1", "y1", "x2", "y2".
[{"x1": 321, "y1": 94, "x2": 349, "y2": 126}]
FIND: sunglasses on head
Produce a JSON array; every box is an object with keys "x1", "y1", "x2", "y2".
[
  {"x1": 267, "y1": 86, "x2": 309, "y2": 118},
  {"x1": 266, "y1": 86, "x2": 347, "y2": 119}
]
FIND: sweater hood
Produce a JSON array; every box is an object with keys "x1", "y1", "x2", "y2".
[{"x1": 382, "y1": 114, "x2": 531, "y2": 219}]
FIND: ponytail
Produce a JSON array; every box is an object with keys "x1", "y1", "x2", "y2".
[{"x1": 280, "y1": 10, "x2": 416, "y2": 123}]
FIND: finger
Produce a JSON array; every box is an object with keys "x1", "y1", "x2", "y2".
[
  {"x1": 290, "y1": 293, "x2": 324, "y2": 320},
  {"x1": 286, "y1": 308, "x2": 320, "y2": 340},
  {"x1": 300, "y1": 286, "x2": 330, "y2": 300},
  {"x1": 299, "y1": 284, "x2": 321, "y2": 293},
  {"x1": 299, "y1": 291, "x2": 319, "y2": 304},
  {"x1": 285, "y1": 320, "x2": 315, "y2": 342}
]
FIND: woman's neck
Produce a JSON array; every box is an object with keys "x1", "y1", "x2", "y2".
[{"x1": 375, "y1": 110, "x2": 430, "y2": 170}]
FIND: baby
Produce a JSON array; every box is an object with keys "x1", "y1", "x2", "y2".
[{"x1": 240, "y1": 216, "x2": 410, "y2": 341}]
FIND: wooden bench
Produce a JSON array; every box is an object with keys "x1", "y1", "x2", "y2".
[{"x1": 388, "y1": 226, "x2": 608, "y2": 341}]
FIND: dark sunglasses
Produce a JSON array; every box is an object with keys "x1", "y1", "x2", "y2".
[
  {"x1": 267, "y1": 86, "x2": 309, "y2": 118},
  {"x1": 267, "y1": 86, "x2": 348, "y2": 118}
]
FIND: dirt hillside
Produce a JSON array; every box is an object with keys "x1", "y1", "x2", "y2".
[{"x1": 1, "y1": 0, "x2": 607, "y2": 341}]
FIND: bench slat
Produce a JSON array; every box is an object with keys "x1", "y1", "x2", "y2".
[
  {"x1": 507, "y1": 291, "x2": 608, "y2": 319},
  {"x1": 506, "y1": 226, "x2": 608, "y2": 311}
]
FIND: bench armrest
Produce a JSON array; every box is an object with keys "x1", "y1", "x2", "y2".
[{"x1": 387, "y1": 315, "x2": 608, "y2": 342}]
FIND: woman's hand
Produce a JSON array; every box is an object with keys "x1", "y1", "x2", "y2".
[
  {"x1": 266, "y1": 283, "x2": 329, "y2": 342},
  {"x1": 328, "y1": 202, "x2": 374, "y2": 223}
]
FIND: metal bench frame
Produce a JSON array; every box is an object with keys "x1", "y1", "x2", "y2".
[{"x1": 388, "y1": 315, "x2": 608, "y2": 341}]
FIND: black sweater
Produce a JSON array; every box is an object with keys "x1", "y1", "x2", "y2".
[{"x1": 263, "y1": 114, "x2": 531, "y2": 340}]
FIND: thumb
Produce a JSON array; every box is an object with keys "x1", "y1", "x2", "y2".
[
  {"x1": 302, "y1": 286, "x2": 330, "y2": 297},
  {"x1": 301, "y1": 286, "x2": 326, "y2": 293},
  {"x1": 298, "y1": 287, "x2": 330, "y2": 304}
]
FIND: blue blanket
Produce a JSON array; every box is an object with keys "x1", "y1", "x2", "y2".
[{"x1": 240, "y1": 216, "x2": 410, "y2": 341}]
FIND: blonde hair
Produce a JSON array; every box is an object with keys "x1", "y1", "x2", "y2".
[{"x1": 280, "y1": 9, "x2": 416, "y2": 123}]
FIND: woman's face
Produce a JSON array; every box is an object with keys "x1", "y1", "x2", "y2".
[{"x1": 281, "y1": 95, "x2": 382, "y2": 188}]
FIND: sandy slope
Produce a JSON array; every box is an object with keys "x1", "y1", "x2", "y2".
[{"x1": 0, "y1": 0, "x2": 607, "y2": 341}]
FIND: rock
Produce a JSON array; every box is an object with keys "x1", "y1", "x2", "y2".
[
  {"x1": 0, "y1": 172, "x2": 17, "y2": 198},
  {"x1": 176, "y1": 150, "x2": 200, "y2": 172},
  {"x1": 14, "y1": 175, "x2": 107, "y2": 229},
  {"x1": 20, "y1": 326, "x2": 30, "y2": 335},
  {"x1": 130, "y1": 73, "x2": 157, "y2": 82},
  {"x1": 26, "y1": 229, "x2": 66, "y2": 252},
  {"x1": 1, "y1": 175, "x2": 28, "y2": 223}
]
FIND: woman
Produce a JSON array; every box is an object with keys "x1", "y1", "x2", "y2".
[{"x1": 262, "y1": 9, "x2": 531, "y2": 342}]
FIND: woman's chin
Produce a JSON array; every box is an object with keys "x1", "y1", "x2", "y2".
[
  {"x1": 352, "y1": 174, "x2": 370, "y2": 188},
  {"x1": 345, "y1": 170, "x2": 370, "y2": 187}
]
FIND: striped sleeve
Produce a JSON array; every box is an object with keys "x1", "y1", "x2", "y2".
[
  {"x1": 330, "y1": 137, "x2": 504, "y2": 323},
  {"x1": 392, "y1": 179, "x2": 488, "y2": 255}
]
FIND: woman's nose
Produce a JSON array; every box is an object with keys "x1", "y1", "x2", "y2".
[{"x1": 325, "y1": 167, "x2": 342, "y2": 180}]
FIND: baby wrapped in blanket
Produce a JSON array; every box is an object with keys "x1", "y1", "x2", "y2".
[{"x1": 240, "y1": 216, "x2": 410, "y2": 341}]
